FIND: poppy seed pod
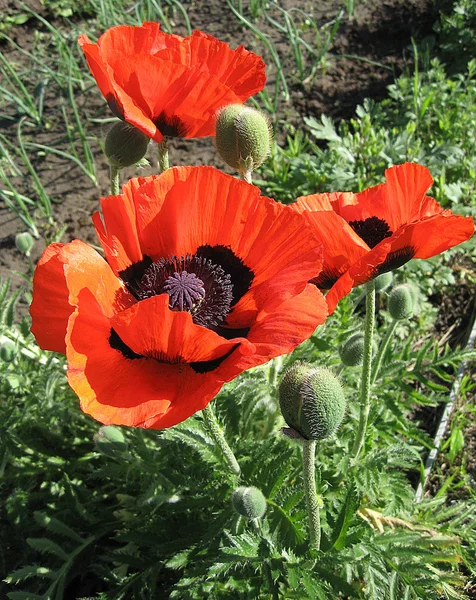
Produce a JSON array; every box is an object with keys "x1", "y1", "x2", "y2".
[
  {"x1": 105, "y1": 121, "x2": 150, "y2": 169},
  {"x1": 279, "y1": 364, "x2": 346, "y2": 441},
  {"x1": 373, "y1": 272, "x2": 393, "y2": 292},
  {"x1": 232, "y1": 486, "x2": 267, "y2": 520},
  {"x1": 388, "y1": 284, "x2": 414, "y2": 320},
  {"x1": 215, "y1": 104, "x2": 271, "y2": 174},
  {"x1": 15, "y1": 232, "x2": 34, "y2": 256},
  {"x1": 339, "y1": 332, "x2": 365, "y2": 367}
]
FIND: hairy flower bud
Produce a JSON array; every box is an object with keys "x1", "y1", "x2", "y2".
[
  {"x1": 215, "y1": 104, "x2": 271, "y2": 175},
  {"x1": 105, "y1": 121, "x2": 150, "y2": 169},
  {"x1": 0, "y1": 339, "x2": 15, "y2": 363},
  {"x1": 388, "y1": 284, "x2": 414, "y2": 320},
  {"x1": 15, "y1": 232, "x2": 34, "y2": 256},
  {"x1": 232, "y1": 486, "x2": 267, "y2": 519},
  {"x1": 373, "y1": 272, "x2": 393, "y2": 292},
  {"x1": 279, "y1": 363, "x2": 346, "y2": 441},
  {"x1": 339, "y1": 332, "x2": 365, "y2": 367}
]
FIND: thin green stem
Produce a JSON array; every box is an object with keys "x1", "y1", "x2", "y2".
[
  {"x1": 371, "y1": 319, "x2": 398, "y2": 385},
  {"x1": 110, "y1": 165, "x2": 120, "y2": 196},
  {"x1": 202, "y1": 403, "x2": 240, "y2": 476},
  {"x1": 157, "y1": 139, "x2": 169, "y2": 172},
  {"x1": 351, "y1": 280, "x2": 376, "y2": 460},
  {"x1": 302, "y1": 439, "x2": 321, "y2": 550}
]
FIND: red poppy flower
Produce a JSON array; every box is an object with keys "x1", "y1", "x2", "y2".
[
  {"x1": 31, "y1": 167, "x2": 327, "y2": 429},
  {"x1": 292, "y1": 163, "x2": 474, "y2": 314},
  {"x1": 78, "y1": 23, "x2": 266, "y2": 144}
]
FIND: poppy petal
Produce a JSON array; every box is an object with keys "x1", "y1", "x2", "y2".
[
  {"x1": 66, "y1": 289, "x2": 254, "y2": 429},
  {"x1": 31, "y1": 240, "x2": 134, "y2": 353},
  {"x1": 216, "y1": 284, "x2": 328, "y2": 380},
  {"x1": 337, "y1": 163, "x2": 435, "y2": 231},
  {"x1": 293, "y1": 193, "x2": 370, "y2": 289},
  {"x1": 325, "y1": 210, "x2": 474, "y2": 313}
]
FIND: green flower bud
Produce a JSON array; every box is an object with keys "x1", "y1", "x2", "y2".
[
  {"x1": 279, "y1": 364, "x2": 346, "y2": 441},
  {"x1": 215, "y1": 104, "x2": 271, "y2": 174},
  {"x1": 0, "y1": 339, "x2": 16, "y2": 363},
  {"x1": 94, "y1": 425, "x2": 127, "y2": 456},
  {"x1": 339, "y1": 332, "x2": 365, "y2": 367},
  {"x1": 388, "y1": 284, "x2": 414, "y2": 320},
  {"x1": 373, "y1": 272, "x2": 393, "y2": 292},
  {"x1": 15, "y1": 232, "x2": 34, "y2": 256},
  {"x1": 105, "y1": 121, "x2": 150, "y2": 169},
  {"x1": 232, "y1": 486, "x2": 267, "y2": 520}
]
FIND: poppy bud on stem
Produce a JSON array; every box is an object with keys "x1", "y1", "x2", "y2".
[
  {"x1": 371, "y1": 283, "x2": 415, "y2": 384},
  {"x1": 279, "y1": 364, "x2": 346, "y2": 551},
  {"x1": 105, "y1": 121, "x2": 150, "y2": 194},
  {"x1": 201, "y1": 403, "x2": 240, "y2": 476},
  {"x1": 215, "y1": 104, "x2": 271, "y2": 184}
]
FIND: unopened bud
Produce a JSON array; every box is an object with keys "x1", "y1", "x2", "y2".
[
  {"x1": 374, "y1": 272, "x2": 393, "y2": 292},
  {"x1": 0, "y1": 339, "x2": 16, "y2": 363},
  {"x1": 388, "y1": 284, "x2": 414, "y2": 320},
  {"x1": 215, "y1": 104, "x2": 271, "y2": 175},
  {"x1": 339, "y1": 332, "x2": 365, "y2": 367},
  {"x1": 15, "y1": 232, "x2": 34, "y2": 256},
  {"x1": 94, "y1": 425, "x2": 127, "y2": 456},
  {"x1": 232, "y1": 486, "x2": 267, "y2": 519},
  {"x1": 279, "y1": 364, "x2": 346, "y2": 441},
  {"x1": 105, "y1": 121, "x2": 149, "y2": 169}
]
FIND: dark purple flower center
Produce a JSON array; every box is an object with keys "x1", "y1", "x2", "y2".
[
  {"x1": 349, "y1": 216, "x2": 392, "y2": 249},
  {"x1": 119, "y1": 245, "x2": 254, "y2": 332}
]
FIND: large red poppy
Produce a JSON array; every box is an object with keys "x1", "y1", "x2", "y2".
[
  {"x1": 31, "y1": 167, "x2": 327, "y2": 429},
  {"x1": 78, "y1": 23, "x2": 266, "y2": 144},
  {"x1": 292, "y1": 163, "x2": 474, "y2": 314}
]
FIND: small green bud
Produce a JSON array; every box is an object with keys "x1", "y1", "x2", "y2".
[
  {"x1": 339, "y1": 332, "x2": 365, "y2": 367},
  {"x1": 94, "y1": 425, "x2": 127, "y2": 456},
  {"x1": 388, "y1": 284, "x2": 414, "y2": 320},
  {"x1": 15, "y1": 232, "x2": 34, "y2": 256},
  {"x1": 0, "y1": 339, "x2": 16, "y2": 363},
  {"x1": 232, "y1": 486, "x2": 267, "y2": 520},
  {"x1": 105, "y1": 121, "x2": 150, "y2": 169},
  {"x1": 279, "y1": 364, "x2": 346, "y2": 441},
  {"x1": 373, "y1": 272, "x2": 393, "y2": 292},
  {"x1": 215, "y1": 104, "x2": 271, "y2": 175}
]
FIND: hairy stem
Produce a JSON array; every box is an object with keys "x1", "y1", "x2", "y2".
[
  {"x1": 109, "y1": 165, "x2": 120, "y2": 195},
  {"x1": 202, "y1": 403, "x2": 240, "y2": 476},
  {"x1": 302, "y1": 439, "x2": 321, "y2": 550},
  {"x1": 157, "y1": 139, "x2": 169, "y2": 172},
  {"x1": 351, "y1": 280, "x2": 376, "y2": 459},
  {"x1": 371, "y1": 318, "x2": 398, "y2": 384},
  {"x1": 239, "y1": 170, "x2": 252, "y2": 183}
]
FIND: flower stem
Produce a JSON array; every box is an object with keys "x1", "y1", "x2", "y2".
[
  {"x1": 110, "y1": 165, "x2": 120, "y2": 195},
  {"x1": 371, "y1": 318, "x2": 398, "y2": 384},
  {"x1": 157, "y1": 139, "x2": 169, "y2": 172},
  {"x1": 239, "y1": 169, "x2": 252, "y2": 184},
  {"x1": 302, "y1": 439, "x2": 321, "y2": 550},
  {"x1": 351, "y1": 280, "x2": 376, "y2": 460},
  {"x1": 202, "y1": 403, "x2": 240, "y2": 476}
]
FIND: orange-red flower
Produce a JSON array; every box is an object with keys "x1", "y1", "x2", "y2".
[
  {"x1": 31, "y1": 167, "x2": 327, "y2": 429},
  {"x1": 78, "y1": 23, "x2": 266, "y2": 144},
  {"x1": 292, "y1": 163, "x2": 474, "y2": 314}
]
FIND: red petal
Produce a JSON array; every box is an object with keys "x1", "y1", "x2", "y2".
[
  {"x1": 216, "y1": 285, "x2": 328, "y2": 380},
  {"x1": 31, "y1": 240, "x2": 134, "y2": 353},
  {"x1": 325, "y1": 211, "x2": 474, "y2": 313},
  {"x1": 66, "y1": 290, "x2": 252, "y2": 429}
]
